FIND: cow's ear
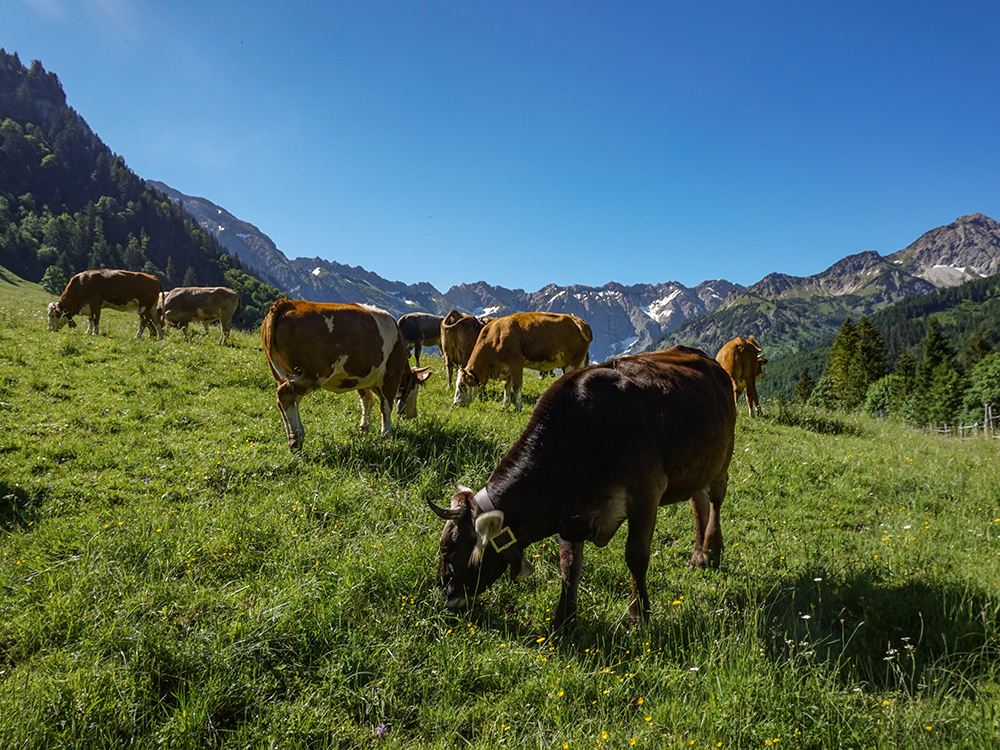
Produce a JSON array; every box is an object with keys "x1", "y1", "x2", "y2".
[
  {"x1": 414, "y1": 366, "x2": 432, "y2": 382},
  {"x1": 471, "y1": 510, "x2": 504, "y2": 563}
]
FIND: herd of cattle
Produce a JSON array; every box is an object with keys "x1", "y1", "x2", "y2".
[{"x1": 46, "y1": 268, "x2": 768, "y2": 627}]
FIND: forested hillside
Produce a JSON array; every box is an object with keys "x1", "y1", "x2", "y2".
[{"x1": 0, "y1": 49, "x2": 280, "y2": 326}]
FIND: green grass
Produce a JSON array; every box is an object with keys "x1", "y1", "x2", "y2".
[{"x1": 2, "y1": 274, "x2": 999, "y2": 748}]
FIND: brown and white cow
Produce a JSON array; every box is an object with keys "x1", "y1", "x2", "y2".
[
  {"x1": 439, "y1": 310, "x2": 487, "y2": 387},
  {"x1": 397, "y1": 312, "x2": 443, "y2": 366},
  {"x1": 158, "y1": 286, "x2": 244, "y2": 344},
  {"x1": 261, "y1": 299, "x2": 432, "y2": 453},
  {"x1": 453, "y1": 312, "x2": 592, "y2": 411},
  {"x1": 716, "y1": 335, "x2": 767, "y2": 417},
  {"x1": 430, "y1": 346, "x2": 736, "y2": 628},
  {"x1": 47, "y1": 269, "x2": 163, "y2": 339}
]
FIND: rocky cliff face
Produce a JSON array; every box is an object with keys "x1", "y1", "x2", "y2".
[{"x1": 888, "y1": 213, "x2": 1000, "y2": 286}]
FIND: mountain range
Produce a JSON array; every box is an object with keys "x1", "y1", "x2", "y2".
[
  {"x1": 653, "y1": 213, "x2": 1000, "y2": 359},
  {"x1": 150, "y1": 178, "x2": 1000, "y2": 364}
]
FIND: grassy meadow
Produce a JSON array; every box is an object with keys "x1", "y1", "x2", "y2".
[{"x1": 1, "y1": 270, "x2": 999, "y2": 749}]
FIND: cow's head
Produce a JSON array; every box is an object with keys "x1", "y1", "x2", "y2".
[
  {"x1": 46, "y1": 301, "x2": 75, "y2": 331},
  {"x1": 756, "y1": 357, "x2": 768, "y2": 380},
  {"x1": 396, "y1": 366, "x2": 432, "y2": 418},
  {"x1": 453, "y1": 367, "x2": 480, "y2": 407},
  {"x1": 428, "y1": 485, "x2": 532, "y2": 611}
]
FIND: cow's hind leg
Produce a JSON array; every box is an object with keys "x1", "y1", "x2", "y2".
[
  {"x1": 625, "y1": 497, "x2": 660, "y2": 623},
  {"x1": 688, "y1": 478, "x2": 726, "y2": 568},
  {"x1": 357, "y1": 389, "x2": 377, "y2": 433},
  {"x1": 276, "y1": 381, "x2": 306, "y2": 453},
  {"x1": 554, "y1": 535, "x2": 584, "y2": 628}
]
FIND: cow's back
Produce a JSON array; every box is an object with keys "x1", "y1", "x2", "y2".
[
  {"x1": 481, "y1": 312, "x2": 591, "y2": 364},
  {"x1": 263, "y1": 299, "x2": 404, "y2": 391},
  {"x1": 502, "y1": 347, "x2": 734, "y2": 506}
]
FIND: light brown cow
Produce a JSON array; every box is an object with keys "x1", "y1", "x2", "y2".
[
  {"x1": 158, "y1": 286, "x2": 244, "y2": 344},
  {"x1": 440, "y1": 310, "x2": 487, "y2": 387},
  {"x1": 715, "y1": 335, "x2": 767, "y2": 417},
  {"x1": 261, "y1": 299, "x2": 432, "y2": 453},
  {"x1": 454, "y1": 312, "x2": 592, "y2": 411},
  {"x1": 47, "y1": 269, "x2": 163, "y2": 338}
]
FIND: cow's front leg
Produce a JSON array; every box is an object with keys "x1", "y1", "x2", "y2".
[
  {"x1": 554, "y1": 535, "x2": 584, "y2": 628},
  {"x1": 276, "y1": 382, "x2": 305, "y2": 453},
  {"x1": 89, "y1": 312, "x2": 101, "y2": 335},
  {"x1": 376, "y1": 388, "x2": 393, "y2": 437},
  {"x1": 510, "y1": 367, "x2": 524, "y2": 412},
  {"x1": 358, "y1": 389, "x2": 378, "y2": 433}
]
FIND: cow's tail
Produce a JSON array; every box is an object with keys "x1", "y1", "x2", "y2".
[
  {"x1": 261, "y1": 298, "x2": 296, "y2": 382},
  {"x1": 572, "y1": 315, "x2": 593, "y2": 343},
  {"x1": 236, "y1": 293, "x2": 245, "y2": 325}
]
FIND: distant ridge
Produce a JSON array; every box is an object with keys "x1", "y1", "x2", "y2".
[{"x1": 653, "y1": 214, "x2": 1000, "y2": 360}]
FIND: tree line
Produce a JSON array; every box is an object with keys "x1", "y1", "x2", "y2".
[
  {"x1": 0, "y1": 49, "x2": 281, "y2": 328},
  {"x1": 791, "y1": 314, "x2": 998, "y2": 430}
]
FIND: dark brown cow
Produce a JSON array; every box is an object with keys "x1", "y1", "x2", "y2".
[
  {"x1": 453, "y1": 312, "x2": 592, "y2": 411},
  {"x1": 158, "y1": 286, "x2": 244, "y2": 344},
  {"x1": 429, "y1": 347, "x2": 736, "y2": 628},
  {"x1": 439, "y1": 310, "x2": 487, "y2": 387},
  {"x1": 261, "y1": 299, "x2": 431, "y2": 453},
  {"x1": 397, "y1": 312, "x2": 443, "y2": 366},
  {"x1": 47, "y1": 269, "x2": 163, "y2": 338},
  {"x1": 716, "y1": 335, "x2": 767, "y2": 417}
]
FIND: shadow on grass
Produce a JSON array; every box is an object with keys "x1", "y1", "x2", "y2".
[
  {"x1": 0, "y1": 479, "x2": 46, "y2": 530},
  {"x1": 442, "y1": 561, "x2": 998, "y2": 697},
  {"x1": 765, "y1": 402, "x2": 867, "y2": 436},
  {"x1": 307, "y1": 413, "x2": 508, "y2": 489}
]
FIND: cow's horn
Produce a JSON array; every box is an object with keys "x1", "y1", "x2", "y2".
[
  {"x1": 427, "y1": 498, "x2": 463, "y2": 521},
  {"x1": 514, "y1": 556, "x2": 534, "y2": 581}
]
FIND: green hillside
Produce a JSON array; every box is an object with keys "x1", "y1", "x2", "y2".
[
  {"x1": 0, "y1": 49, "x2": 281, "y2": 327},
  {"x1": 759, "y1": 271, "x2": 1000, "y2": 401},
  {"x1": 2, "y1": 275, "x2": 1000, "y2": 747}
]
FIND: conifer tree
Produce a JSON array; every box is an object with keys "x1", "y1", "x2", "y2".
[
  {"x1": 793, "y1": 369, "x2": 815, "y2": 404},
  {"x1": 825, "y1": 317, "x2": 858, "y2": 407},
  {"x1": 964, "y1": 329, "x2": 992, "y2": 371},
  {"x1": 182, "y1": 266, "x2": 199, "y2": 287}
]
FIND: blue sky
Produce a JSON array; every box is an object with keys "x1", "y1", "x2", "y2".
[{"x1": 8, "y1": 1, "x2": 1000, "y2": 292}]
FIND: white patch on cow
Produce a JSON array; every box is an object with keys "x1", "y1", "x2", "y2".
[
  {"x1": 314, "y1": 354, "x2": 351, "y2": 389},
  {"x1": 361, "y1": 305, "x2": 398, "y2": 370},
  {"x1": 324, "y1": 315, "x2": 336, "y2": 334},
  {"x1": 79, "y1": 303, "x2": 92, "y2": 316}
]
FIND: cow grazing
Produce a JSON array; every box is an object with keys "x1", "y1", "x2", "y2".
[
  {"x1": 439, "y1": 310, "x2": 487, "y2": 387},
  {"x1": 429, "y1": 347, "x2": 736, "y2": 627},
  {"x1": 397, "y1": 312, "x2": 444, "y2": 366},
  {"x1": 47, "y1": 269, "x2": 163, "y2": 339},
  {"x1": 453, "y1": 312, "x2": 592, "y2": 411},
  {"x1": 716, "y1": 335, "x2": 767, "y2": 417},
  {"x1": 261, "y1": 299, "x2": 432, "y2": 453},
  {"x1": 158, "y1": 286, "x2": 244, "y2": 344}
]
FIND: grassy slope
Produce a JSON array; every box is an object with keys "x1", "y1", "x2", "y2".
[{"x1": 1, "y1": 271, "x2": 999, "y2": 748}]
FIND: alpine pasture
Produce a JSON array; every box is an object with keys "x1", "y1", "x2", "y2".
[{"x1": 1, "y1": 270, "x2": 998, "y2": 749}]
